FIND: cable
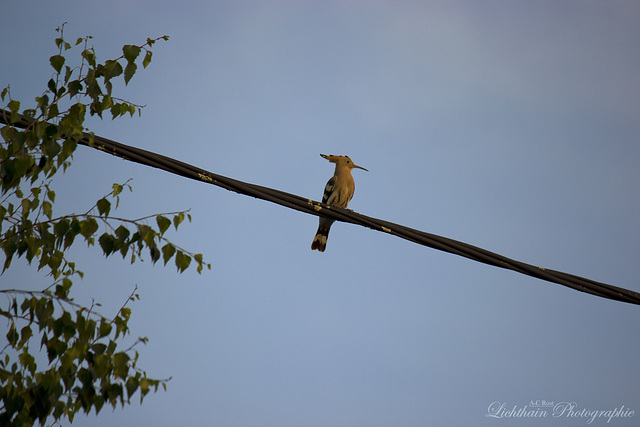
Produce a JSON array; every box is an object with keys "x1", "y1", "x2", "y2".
[{"x1": 2, "y1": 109, "x2": 639, "y2": 305}]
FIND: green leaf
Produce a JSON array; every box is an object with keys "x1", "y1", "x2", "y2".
[
  {"x1": 53, "y1": 217, "x2": 70, "y2": 243},
  {"x1": 48, "y1": 78, "x2": 57, "y2": 93},
  {"x1": 194, "y1": 253, "x2": 210, "y2": 273},
  {"x1": 126, "y1": 377, "x2": 139, "y2": 399},
  {"x1": 113, "y1": 352, "x2": 131, "y2": 378},
  {"x1": 123, "y1": 62, "x2": 137, "y2": 85},
  {"x1": 102, "y1": 59, "x2": 123, "y2": 80},
  {"x1": 19, "y1": 325, "x2": 33, "y2": 349},
  {"x1": 122, "y1": 44, "x2": 141, "y2": 63},
  {"x1": 156, "y1": 215, "x2": 170, "y2": 235},
  {"x1": 79, "y1": 217, "x2": 99, "y2": 241},
  {"x1": 97, "y1": 197, "x2": 111, "y2": 217},
  {"x1": 173, "y1": 213, "x2": 185, "y2": 230},
  {"x1": 55, "y1": 278, "x2": 72, "y2": 298},
  {"x1": 42, "y1": 200, "x2": 53, "y2": 219},
  {"x1": 114, "y1": 225, "x2": 130, "y2": 243},
  {"x1": 142, "y1": 50, "x2": 152, "y2": 68},
  {"x1": 115, "y1": 225, "x2": 131, "y2": 258},
  {"x1": 100, "y1": 95, "x2": 113, "y2": 111},
  {"x1": 112, "y1": 183, "x2": 124, "y2": 197},
  {"x1": 22, "y1": 108, "x2": 36, "y2": 120},
  {"x1": 7, "y1": 322, "x2": 18, "y2": 346},
  {"x1": 19, "y1": 351, "x2": 36, "y2": 375},
  {"x1": 68, "y1": 80, "x2": 83, "y2": 98},
  {"x1": 21, "y1": 197, "x2": 33, "y2": 217},
  {"x1": 82, "y1": 48, "x2": 96, "y2": 68},
  {"x1": 44, "y1": 123, "x2": 58, "y2": 142},
  {"x1": 85, "y1": 69, "x2": 101, "y2": 97},
  {"x1": 105, "y1": 80, "x2": 113, "y2": 97},
  {"x1": 36, "y1": 94, "x2": 50, "y2": 113},
  {"x1": 99, "y1": 233, "x2": 115, "y2": 256},
  {"x1": 161, "y1": 243, "x2": 175, "y2": 265},
  {"x1": 46, "y1": 102, "x2": 59, "y2": 120},
  {"x1": 110, "y1": 103, "x2": 122, "y2": 119},
  {"x1": 98, "y1": 321, "x2": 112, "y2": 339},
  {"x1": 149, "y1": 245, "x2": 161, "y2": 264},
  {"x1": 175, "y1": 251, "x2": 191, "y2": 273},
  {"x1": 139, "y1": 377, "x2": 150, "y2": 396},
  {"x1": 36, "y1": 299, "x2": 55, "y2": 325},
  {"x1": 63, "y1": 219, "x2": 79, "y2": 248},
  {"x1": 8, "y1": 99, "x2": 20, "y2": 114},
  {"x1": 50, "y1": 55, "x2": 65, "y2": 73},
  {"x1": 64, "y1": 65, "x2": 73, "y2": 83}
]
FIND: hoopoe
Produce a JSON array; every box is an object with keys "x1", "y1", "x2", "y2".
[{"x1": 311, "y1": 154, "x2": 367, "y2": 252}]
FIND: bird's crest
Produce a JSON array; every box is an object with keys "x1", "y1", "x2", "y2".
[{"x1": 319, "y1": 154, "x2": 368, "y2": 171}]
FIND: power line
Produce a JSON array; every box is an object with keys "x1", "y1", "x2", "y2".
[{"x1": 2, "y1": 109, "x2": 639, "y2": 305}]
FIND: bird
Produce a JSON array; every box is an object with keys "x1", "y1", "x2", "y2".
[{"x1": 311, "y1": 154, "x2": 367, "y2": 252}]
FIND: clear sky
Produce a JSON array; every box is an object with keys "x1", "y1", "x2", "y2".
[{"x1": 2, "y1": 1, "x2": 639, "y2": 426}]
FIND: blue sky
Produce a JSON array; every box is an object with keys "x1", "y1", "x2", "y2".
[{"x1": 1, "y1": 1, "x2": 639, "y2": 426}]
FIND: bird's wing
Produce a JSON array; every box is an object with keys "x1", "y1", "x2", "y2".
[{"x1": 322, "y1": 176, "x2": 337, "y2": 205}]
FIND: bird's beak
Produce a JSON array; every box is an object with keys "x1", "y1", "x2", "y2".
[{"x1": 353, "y1": 164, "x2": 368, "y2": 172}]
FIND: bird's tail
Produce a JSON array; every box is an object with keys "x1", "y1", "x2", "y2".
[{"x1": 311, "y1": 226, "x2": 331, "y2": 252}]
